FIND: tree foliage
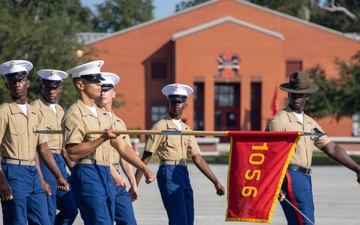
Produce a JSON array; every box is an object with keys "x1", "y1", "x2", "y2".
[
  {"x1": 306, "y1": 53, "x2": 360, "y2": 120},
  {"x1": 92, "y1": 0, "x2": 154, "y2": 33},
  {"x1": 333, "y1": 53, "x2": 360, "y2": 118},
  {"x1": 0, "y1": 0, "x2": 94, "y2": 109},
  {"x1": 248, "y1": 0, "x2": 360, "y2": 33},
  {"x1": 175, "y1": 0, "x2": 360, "y2": 32},
  {"x1": 175, "y1": 0, "x2": 210, "y2": 12},
  {"x1": 305, "y1": 66, "x2": 338, "y2": 118}
]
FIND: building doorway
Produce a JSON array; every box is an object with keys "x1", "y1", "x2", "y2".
[{"x1": 214, "y1": 83, "x2": 240, "y2": 142}]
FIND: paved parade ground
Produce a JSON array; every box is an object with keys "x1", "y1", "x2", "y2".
[
  {"x1": 1, "y1": 163, "x2": 360, "y2": 224},
  {"x1": 132, "y1": 164, "x2": 360, "y2": 225},
  {"x1": 78, "y1": 164, "x2": 360, "y2": 225}
]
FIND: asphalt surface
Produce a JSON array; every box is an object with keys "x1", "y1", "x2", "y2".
[{"x1": 1, "y1": 164, "x2": 360, "y2": 224}]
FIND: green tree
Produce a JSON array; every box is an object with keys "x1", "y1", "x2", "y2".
[
  {"x1": 0, "y1": 0, "x2": 94, "y2": 109},
  {"x1": 92, "y1": 0, "x2": 154, "y2": 33},
  {"x1": 249, "y1": 0, "x2": 311, "y2": 20},
  {"x1": 309, "y1": 0, "x2": 360, "y2": 33},
  {"x1": 174, "y1": 0, "x2": 359, "y2": 32},
  {"x1": 305, "y1": 66, "x2": 338, "y2": 118},
  {"x1": 305, "y1": 52, "x2": 360, "y2": 120},
  {"x1": 248, "y1": 0, "x2": 360, "y2": 32},
  {"x1": 175, "y1": 0, "x2": 210, "y2": 12},
  {"x1": 332, "y1": 53, "x2": 360, "y2": 118}
]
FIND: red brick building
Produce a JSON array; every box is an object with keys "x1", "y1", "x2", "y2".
[{"x1": 85, "y1": 0, "x2": 360, "y2": 141}]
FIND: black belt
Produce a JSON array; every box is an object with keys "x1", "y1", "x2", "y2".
[{"x1": 288, "y1": 164, "x2": 312, "y2": 175}]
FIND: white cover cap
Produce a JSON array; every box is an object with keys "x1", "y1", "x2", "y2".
[
  {"x1": 37, "y1": 69, "x2": 68, "y2": 87},
  {"x1": 37, "y1": 69, "x2": 68, "y2": 81},
  {"x1": 66, "y1": 60, "x2": 104, "y2": 79},
  {"x1": 161, "y1": 83, "x2": 193, "y2": 97},
  {"x1": 0, "y1": 60, "x2": 33, "y2": 80},
  {"x1": 101, "y1": 72, "x2": 120, "y2": 86}
]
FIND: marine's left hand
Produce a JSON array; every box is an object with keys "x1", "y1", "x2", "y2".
[
  {"x1": 144, "y1": 170, "x2": 155, "y2": 184},
  {"x1": 215, "y1": 182, "x2": 225, "y2": 196},
  {"x1": 56, "y1": 177, "x2": 70, "y2": 192},
  {"x1": 129, "y1": 186, "x2": 141, "y2": 202}
]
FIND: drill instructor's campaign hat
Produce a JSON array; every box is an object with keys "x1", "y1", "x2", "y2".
[
  {"x1": 162, "y1": 83, "x2": 193, "y2": 102},
  {"x1": 0, "y1": 60, "x2": 33, "y2": 81},
  {"x1": 100, "y1": 72, "x2": 120, "y2": 91},
  {"x1": 66, "y1": 60, "x2": 105, "y2": 82},
  {"x1": 37, "y1": 69, "x2": 68, "y2": 88},
  {"x1": 280, "y1": 71, "x2": 319, "y2": 94}
]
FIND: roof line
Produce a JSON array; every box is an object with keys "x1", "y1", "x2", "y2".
[
  {"x1": 85, "y1": 0, "x2": 219, "y2": 44},
  {"x1": 172, "y1": 16, "x2": 284, "y2": 41},
  {"x1": 86, "y1": 0, "x2": 357, "y2": 44}
]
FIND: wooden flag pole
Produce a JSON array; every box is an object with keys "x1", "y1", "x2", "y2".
[
  {"x1": 87, "y1": 130, "x2": 229, "y2": 136},
  {"x1": 34, "y1": 129, "x2": 326, "y2": 137},
  {"x1": 34, "y1": 129, "x2": 229, "y2": 136}
]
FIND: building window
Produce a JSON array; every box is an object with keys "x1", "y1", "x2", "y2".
[
  {"x1": 251, "y1": 82, "x2": 262, "y2": 131},
  {"x1": 214, "y1": 84, "x2": 240, "y2": 107},
  {"x1": 194, "y1": 83, "x2": 204, "y2": 131},
  {"x1": 151, "y1": 105, "x2": 167, "y2": 125},
  {"x1": 286, "y1": 60, "x2": 302, "y2": 77},
  {"x1": 352, "y1": 113, "x2": 360, "y2": 136},
  {"x1": 151, "y1": 61, "x2": 167, "y2": 79}
]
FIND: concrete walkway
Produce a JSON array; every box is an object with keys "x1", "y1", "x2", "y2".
[{"x1": 1, "y1": 164, "x2": 360, "y2": 224}]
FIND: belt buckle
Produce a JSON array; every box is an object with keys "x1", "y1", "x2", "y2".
[{"x1": 180, "y1": 159, "x2": 187, "y2": 166}]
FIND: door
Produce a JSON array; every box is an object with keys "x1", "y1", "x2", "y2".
[{"x1": 214, "y1": 83, "x2": 240, "y2": 142}]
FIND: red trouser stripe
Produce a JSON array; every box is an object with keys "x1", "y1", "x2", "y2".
[{"x1": 285, "y1": 171, "x2": 304, "y2": 225}]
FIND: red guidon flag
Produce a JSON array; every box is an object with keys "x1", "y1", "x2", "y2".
[{"x1": 226, "y1": 131, "x2": 300, "y2": 223}]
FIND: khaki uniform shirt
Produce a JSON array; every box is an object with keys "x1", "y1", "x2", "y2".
[
  {"x1": 144, "y1": 114, "x2": 200, "y2": 160},
  {"x1": 0, "y1": 98, "x2": 48, "y2": 160},
  {"x1": 266, "y1": 105, "x2": 331, "y2": 168},
  {"x1": 31, "y1": 95, "x2": 64, "y2": 153},
  {"x1": 62, "y1": 99, "x2": 114, "y2": 162},
  {"x1": 108, "y1": 113, "x2": 132, "y2": 164}
]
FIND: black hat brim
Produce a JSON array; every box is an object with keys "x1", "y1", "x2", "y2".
[
  {"x1": 5, "y1": 72, "x2": 27, "y2": 81},
  {"x1": 80, "y1": 74, "x2": 105, "y2": 82},
  {"x1": 168, "y1": 94, "x2": 187, "y2": 102},
  {"x1": 279, "y1": 83, "x2": 319, "y2": 93},
  {"x1": 42, "y1": 80, "x2": 62, "y2": 88}
]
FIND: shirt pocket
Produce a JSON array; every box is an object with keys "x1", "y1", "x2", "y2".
[
  {"x1": 164, "y1": 137, "x2": 178, "y2": 150},
  {"x1": 183, "y1": 136, "x2": 191, "y2": 148},
  {"x1": 43, "y1": 120, "x2": 53, "y2": 130},
  {"x1": 9, "y1": 125, "x2": 27, "y2": 149}
]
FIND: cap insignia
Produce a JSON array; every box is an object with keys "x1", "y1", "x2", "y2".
[
  {"x1": 50, "y1": 70, "x2": 54, "y2": 75},
  {"x1": 10, "y1": 61, "x2": 15, "y2": 67},
  {"x1": 175, "y1": 84, "x2": 179, "y2": 90},
  {"x1": 98, "y1": 62, "x2": 102, "y2": 67}
]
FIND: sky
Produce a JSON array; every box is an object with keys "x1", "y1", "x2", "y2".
[{"x1": 81, "y1": 0, "x2": 184, "y2": 20}]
